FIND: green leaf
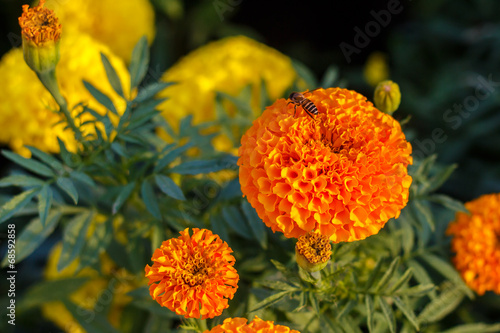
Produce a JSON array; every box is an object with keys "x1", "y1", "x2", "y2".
[
  {"x1": 154, "y1": 142, "x2": 193, "y2": 172},
  {"x1": 58, "y1": 211, "x2": 94, "y2": 271},
  {"x1": 169, "y1": 156, "x2": 238, "y2": 175},
  {"x1": 400, "y1": 217, "x2": 415, "y2": 256},
  {"x1": 426, "y1": 194, "x2": 468, "y2": 213},
  {"x1": 112, "y1": 182, "x2": 136, "y2": 214},
  {"x1": 141, "y1": 181, "x2": 162, "y2": 219},
  {"x1": 413, "y1": 200, "x2": 435, "y2": 231},
  {"x1": 26, "y1": 146, "x2": 63, "y2": 171},
  {"x1": 417, "y1": 283, "x2": 465, "y2": 324},
  {"x1": 333, "y1": 241, "x2": 361, "y2": 258},
  {"x1": 248, "y1": 290, "x2": 291, "y2": 313},
  {"x1": 77, "y1": 217, "x2": 113, "y2": 272},
  {"x1": 56, "y1": 177, "x2": 78, "y2": 204},
  {"x1": 393, "y1": 296, "x2": 419, "y2": 331},
  {"x1": 217, "y1": 89, "x2": 253, "y2": 117},
  {"x1": 365, "y1": 295, "x2": 374, "y2": 333},
  {"x1": 133, "y1": 81, "x2": 175, "y2": 104},
  {"x1": 129, "y1": 36, "x2": 149, "y2": 89},
  {"x1": 407, "y1": 260, "x2": 437, "y2": 299},
  {"x1": 292, "y1": 59, "x2": 317, "y2": 89},
  {"x1": 70, "y1": 171, "x2": 96, "y2": 187},
  {"x1": 63, "y1": 299, "x2": 121, "y2": 333},
  {"x1": 419, "y1": 253, "x2": 474, "y2": 299},
  {"x1": 222, "y1": 206, "x2": 252, "y2": 240},
  {"x1": 375, "y1": 257, "x2": 400, "y2": 292},
  {"x1": 259, "y1": 280, "x2": 299, "y2": 291},
  {"x1": 396, "y1": 283, "x2": 436, "y2": 297},
  {"x1": 320, "y1": 65, "x2": 339, "y2": 88},
  {"x1": 2, "y1": 150, "x2": 54, "y2": 177},
  {"x1": 309, "y1": 292, "x2": 320, "y2": 316},
  {"x1": 83, "y1": 80, "x2": 118, "y2": 115},
  {"x1": 210, "y1": 215, "x2": 229, "y2": 243},
  {"x1": 0, "y1": 175, "x2": 45, "y2": 188},
  {"x1": 20, "y1": 277, "x2": 90, "y2": 309},
  {"x1": 1, "y1": 211, "x2": 61, "y2": 266},
  {"x1": 57, "y1": 137, "x2": 75, "y2": 167},
  {"x1": 387, "y1": 268, "x2": 413, "y2": 294},
  {"x1": 155, "y1": 175, "x2": 185, "y2": 201},
  {"x1": 270, "y1": 259, "x2": 288, "y2": 274},
  {"x1": 364, "y1": 258, "x2": 384, "y2": 291},
  {"x1": 101, "y1": 52, "x2": 124, "y2": 98},
  {"x1": 379, "y1": 297, "x2": 396, "y2": 333},
  {"x1": 241, "y1": 201, "x2": 267, "y2": 249},
  {"x1": 414, "y1": 154, "x2": 437, "y2": 178},
  {"x1": 336, "y1": 299, "x2": 356, "y2": 320},
  {"x1": 0, "y1": 188, "x2": 40, "y2": 225},
  {"x1": 111, "y1": 142, "x2": 128, "y2": 158},
  {"x1": 426, "y1": 164, "x2": 457, "y2": 193},
  {"x1": 37, "y1": 185, "x2": 53, "y2": 226},
  {"x1": 440, "y1": 323, "x2": 500, "y2": 333}
]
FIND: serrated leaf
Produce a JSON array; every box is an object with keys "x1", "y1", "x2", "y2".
[
  {"x1": 387, "y1": 268, "x2": 413, "y2": 294},
  {"x1": 210, "y1": 215, "x2": 229, "y2": 243},
  {"x1": 393, "y1": 297, "x2": 419, "y2": 331},
  {"x1": 133, "y1": 81, "x2": 175, "y2": 104},
  {"x1": 400, "y1": 218, "x2": 415, "y2": 256},
  {"x1": 407, "y1": 260, "x2": 437, "y2": 299},
  {"x1": 419, "y1": 253, "x2": 474, "y2": 299},
  {"x1": 397, "y1": 283, "x2": 436, "y2": 297},
  {"x1": 101, "y1": 52, "x2": 124, "y2": 97},
  {"x1": 154, "y1": 142, "x2": 194, "y2": 173},
  {"x1": 1, "y1": 211, "x2": 61, "y2": 266},
  {"x1": 56, "y1": 177, "x2": 78, "y2": 204},
  {"x1": 70, "y1": 171, "x2": 96, "y2": 187},
  {"x1": 129, "y1": 36, "x2": 149, "y2": 89},
  {"x1": 364, "y1": 295, "x2": 374, "y2": 332},
  {"x1": 57, "y1": 137, "x2": 75, "y2": 167},
  {"x1": 155, "y1": 175, "x2": 185, "y2": 201},
  {"x1": 414, "y1": 154, "x2": 437, "y2": 178},
  {"x1": 141, "y1": 181, "x2": 162, "y2": 220},
  {"x1": 364, "y1": 258, "x2": 384, "y2": 291},
  {"x1": 0, "y1": 175, "x2": 45, "y2": 188},
  {"x1": 426, "y1": 164, "x2": 457, "y2": 193},
  {"x1": 26, "y1": 146, "x2": 63, "y2": 171},
  {"x1": 241, "y1": 200, "x2": 267, "y2": 249},
  {"x1": 112, "y1": 182, "x2": 136, "y2": 214},
  {"x1": 379, "y1": 297, "x2": 396, "y2": 333},
  {"x1": 426, "y1": 194, "x2": 468, "y2": 213},
  {"x1": 0, "y1": 188, "x2": 40, "y2": 225},
  {"x1": 413, "y1": 200, "x2": 435, "y2": 231},
  {"x1": 37, "y1": 185, "x2": 52, "y2": 226},
  {"x1": 58, "y1": 211, "x2": 94, "y2": 271},
  {"x1": 440, "y1": 323, "x2": 500, "y2": 333},
  {"x1": 375, "y1": 257, "x2": 400, "y2": 292},
  {"x1": 63, "y1": 299, "x2": 121, "y2": 333},
  {"x1": 260, "y1": 280, "x2": 299, "y2": 291},
  {"x1": 270, "y1": 259, "x2": 288, "y2": 274},
  {"x1": 222, "y1": 206, "x2": 252, "y2": 239},
  {"x1": 309, "y1": 292, "x2": 320, "y2": 316},
  {"x1": 20, "y1": 277, "x2": 90, "y2": 309},
  {"x1": 83, "y1": 80, "x2": 118, "y2": 115},
  {"x1": 77, "y1": 217, "x2": 113, "y2": 272},
  {"x1": 2, "y1": 150, "x2": 54, "y2": 177},
  {"x1": 336, "y1": 299, "x2": 356, "y2": 320},
  {"x1": 248, "y1": 290, "x2": 291, "y2": 313},
  {"x1": 417, "y1": 283, "x2": 465, "y2": 324}
]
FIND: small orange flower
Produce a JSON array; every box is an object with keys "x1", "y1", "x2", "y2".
[
  {"x1": 204, "y1": 316, "x2": 300, "y2": 333},
  {"x1": 295, "y1": 232, "x2": 332, "y2": 272},
  {"x1": 238, "y1": 88, "x2": 412, "y2": 243},
  {"x1": 145, "y1": 228, "x2": 239, "y2": 319},
  {"x1": 19, "y1": 0, "x2": 62, "y2": 46},
  {"x1": 446, "y1": 193, "x2": 500, "y2": 295}
]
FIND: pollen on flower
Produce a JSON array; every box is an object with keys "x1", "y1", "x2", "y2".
[
  {"x1": 145, "y1": 228, "x2": 239, "y2": 319},
  {"x1": 238, "y1": 87, "x2": 412, "y2": 243},
  {"x1": 204, "y1": 316, "x2": 301, "y2": 333},
  {"x1": 446, "y1": 193, "x2": 500, "y2": 295},
  {"x1": 19, "y1": 0, "x2": 62, "y2": 46}
]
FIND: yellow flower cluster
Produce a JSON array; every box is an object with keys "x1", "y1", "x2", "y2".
[
  {"x1": 0, "y1": 32, "x2": 129, "y2": 156},
  {"x1": 157, "y1": 35, "x2": 297, "y2": 151},
  {"x1": 44, "y1": 0, "x2": 155, "y2": 62}
]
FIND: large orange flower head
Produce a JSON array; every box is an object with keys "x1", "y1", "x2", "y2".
[
  {"x1": 204, "y1": 316, "x2": 300, "y2": 333},
  {"x1": 446, "y1": 193, "x2": 500, "y2": 295},
  {"x1": 238, "y1": 88, "x2": 412, "y2": 243},
  {"x1": 145, "y1": 228, "x2": 239, "y2": 319}
]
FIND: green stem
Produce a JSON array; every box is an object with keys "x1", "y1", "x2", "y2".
[{"x1": 37, "y1": 70, "x2": 84, "y2": 143}]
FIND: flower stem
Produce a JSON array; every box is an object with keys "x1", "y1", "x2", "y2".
[{"x1": 36, "y1": 69, "x2": 84, "y2": 142}]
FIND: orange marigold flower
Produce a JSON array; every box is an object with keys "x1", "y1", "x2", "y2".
[
  {"x1": 238, "y1": 88, "x2": 412, "y2": 243},
  {"x1": 145, "y1": 228, "x2": 239, "y2": 319},
  {"x1": 295, "y1": 232, "x2": 332, "y2": 272},
  {"x1": 204, "y1": 316, "x2": 300, "y2": 333},
  {"x1": 446, "y1": 193, "x2": 500, "y2": 295},
  {"x1": 19, "y1": 0, "x2": 61, "y2": 46}
]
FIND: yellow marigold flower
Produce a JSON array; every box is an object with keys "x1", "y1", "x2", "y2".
[
  {"x1": 18, "y1": 0, "x2": 62, "y2": 74},
  {"x1": 41, "y1": 242, "x2": 140, "y2": 332},
  {"x1": 238, "y1": 88, "x2": 413, "y2": 243},
  {"x1": 44, "y1": 0, "x2": 155, "y2": 62},
  {"x1": 295, "y1": 232, "x2": 332, "y2": 272},
  {"x1": 157, "y1": 35, "x2": 296, "y2": 151},
  {"x1": 363, "y1": 52, "x2": 389, "y2": 87},
  {"x1": 204, "y1": 316, "x2": 300, "y2": 333},
  {"x1": 145, "y1": 228, "x2": 239, "y2": 319},
  {"x1": 374, "y1": 80, "x2": 401, "y2": 115},
  {"x1": 446, "y1": 193, "x2": 500, "y2": 295},
  {"x1": 0, "y1": 32, "x2": 129, "y2": 156}
]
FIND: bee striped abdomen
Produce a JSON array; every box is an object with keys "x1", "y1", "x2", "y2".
[{"x1": 303, "y1": 100, "x2": 318, "y2": 115}]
